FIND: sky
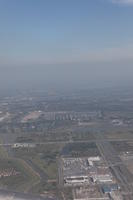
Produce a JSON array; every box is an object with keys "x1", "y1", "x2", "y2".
[{"x1": 0, "y1": 0, "x2": 133, "y2": 90}]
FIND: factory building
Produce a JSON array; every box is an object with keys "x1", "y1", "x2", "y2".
[
  {"x1": 88, "y1": 156, "x2": 100, "y2": 162},
  {"x1": 64, "y1": 176, "x2": 88, "y2": 185},
  {"x1": 12, "y1": 143, "x2": 36, "y2": 148},
  {"x1": 92, "y1": 174, "x2": 113, "y2": 183},
  {"x1": 102, "y1": 184, "x2": 119, "y2": 194}
]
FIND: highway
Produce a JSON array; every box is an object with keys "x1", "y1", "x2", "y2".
[{"x1": 0, "y1": 138, "x2": 133, "y2": 146}]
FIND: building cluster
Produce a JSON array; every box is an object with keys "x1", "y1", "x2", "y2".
[
  {"x1": 42, "y1": 111, "x2": 100, "y2": 121},
  {"x1": 61, "y1": 157, "x2": 122, "y2": 200},
  {"x1": 12, "y1": 143, "x2": 36, "y2": 148},
  {"x1": 62, "y1": 157, "x2": 114, "y2": 185},
  {"x1": 0, "y1": 112, "x2": 10, "y2": 122},
  {"x1": 20, "y1": 111, "x2": 101, "y2": 123},
  {"x1": 0, "y1": 168, "x2": 20, "y2": 178}
]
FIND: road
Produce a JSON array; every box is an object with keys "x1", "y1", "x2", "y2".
[
  {"x1": 0, "y1": 189, "x2": 56, "y2": 200},
  {"x1": 0, "y1": 138, "x2": 133, "y2": 146}
]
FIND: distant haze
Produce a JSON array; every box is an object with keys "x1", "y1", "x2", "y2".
[
  {"x1": 0, "y1": 62, "x2": 133, "y2": 91},
  {"x1": 0, "y1": 0, "x2": 133, "y2": 91}
]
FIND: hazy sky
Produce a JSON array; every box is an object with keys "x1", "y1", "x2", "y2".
[{"x1": 0, "y1": 0, "x2": 133, "y2": 90}]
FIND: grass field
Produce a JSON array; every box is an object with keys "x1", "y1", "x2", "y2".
[
  {"x1": 0, "y1": 157, "x2": 40, "y2": 192},
  {"x1": 13, "y1": 143, "x2": 63, "y2": 180},
  {"x1": 12, "y1": 143, "x2": 63, "y2": 195},
  {"x1": 0, "y1": 138, "x2": 40, "y2": 192}
]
